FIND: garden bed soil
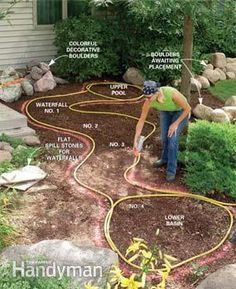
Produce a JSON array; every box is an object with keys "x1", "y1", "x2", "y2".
[
  {"x1": 1, "y1": 81, "x2": 235, "y2": 289},
  {"x1": 109, "y1": 197, "x2": 230, "y2": 262}
]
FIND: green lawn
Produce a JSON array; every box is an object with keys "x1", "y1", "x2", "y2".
[{"x1": 208, "y1": 80, "x2": 236, "y2": 102}]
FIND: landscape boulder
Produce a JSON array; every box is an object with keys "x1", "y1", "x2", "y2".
[
  {"x1": 202, "y1": 69, "x2": 220, "y2": 84},
  {"x1": 211, "y1": 52, "x2": 227, "y2": 68},
  {"x1": 225, "y1": 95, "x2": 236, "y2": 106},
  {"x1": 0, "y1": 83, "x2": 22, "y2": 103},
  {"x1": 30, "y1": 66, "x2": 44, "y2": 81},
  {"x1": 222, "y1": 106, "x2": 236, "y2": 121},
  {"x1": 1, "y1": 66, "x2": 19, "y2": 78},
  {"x1": 191, "y1": 78, "x2": 202, "y2": 92},
  {"x1": 21, "y1": 80, "x2": 34, "y2": 96},
  {"x1": 226, "y1": 63, "x2": 236, "y2": 74},
  {"x1": 215, "y1": 68, "x2": 226, "y2": 80},
  {"x1": 195, "y1": 264, "x2": 236, "y2": 289},
  {"x1": 123, "y1": 67, "x2": 144, "y2": 86},
  {"x1": 195, "y1": 76, "x2": 210, "y2": 89},
  {"x1": 204, "y1": 63, "x2": 214, "y2": 70},
  {"x1": 211, "y1": 109, "x2": 230, "y2": 123},
  {"x1": 0, "y1": 240, "x2": 119, "y2": 288},
  {"x1": 226, "y1": 72, "x2": 236, "y2": 79},
  {"x1": 34, "y1": 71, "x2": 57, "y2": 92},
  {"x1": 0, "y1": 142, "x2": 14, "y2": 153},
  {"x1": 193, "y1": 104, "x2": 214, "y2": 121},
  {"x1": 39, "y1": 62, "x2": 50, "y2": 74},
  {"x1": 0, "y1": 150, "x2": 12, "y2": 163}
]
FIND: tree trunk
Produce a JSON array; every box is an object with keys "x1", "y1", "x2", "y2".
[{"x1": 180, "y1": 15, "x2": 193, "y2": 100}]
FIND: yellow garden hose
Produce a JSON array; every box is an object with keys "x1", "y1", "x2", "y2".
[{"x1": 24, "y1": 82, "x2": 235, "y2": 276}]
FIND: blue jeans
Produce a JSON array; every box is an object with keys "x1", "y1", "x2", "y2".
[{"x1": 160, "y1": 110, "x2": 188, "y2": 176}]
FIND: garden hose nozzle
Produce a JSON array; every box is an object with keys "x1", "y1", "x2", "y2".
[{"x1": 137, "y1": 135, "x2": 145, "y2": 152}]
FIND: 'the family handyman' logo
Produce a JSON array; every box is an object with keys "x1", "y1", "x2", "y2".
[{"x1": 12, "y1": 261, "x2": 103, "y2": 280}]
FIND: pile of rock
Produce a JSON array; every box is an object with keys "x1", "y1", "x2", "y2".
[
  {"x1": 25, "y1": 60, "x2": 68, "y2": 93},
  {"x1": 193, "y1": 95, "x2": 236, "y2": 123},
  {"x1": 0, "y1": 60, "x2": 68, "y2": 103},
  {"x1": 191, "y1": 52, "x2": 236, "y2": 92}
]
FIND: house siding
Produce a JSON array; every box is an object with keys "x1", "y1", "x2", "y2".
[{"x1": 0, "y1": 0, "x2": 57, "y2": 70}]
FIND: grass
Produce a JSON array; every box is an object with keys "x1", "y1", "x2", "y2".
[{"x1": 208, "y1": 80, "x2": 236, "y2": 102}]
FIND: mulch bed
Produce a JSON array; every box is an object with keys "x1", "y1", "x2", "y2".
[
  {"x1": 109, "y1": 197, "x2": 230, "y2": 262},
  {"x1": 2, "y1": 81, "x2": 235, "y2": 289}
]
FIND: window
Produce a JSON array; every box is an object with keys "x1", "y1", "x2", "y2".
[
  {"x1": 37, "y1": 0, "x2": 63, "y2": 25},
  {"x1": 36, "y1": 0, "x2": 90, "y2": 26}
]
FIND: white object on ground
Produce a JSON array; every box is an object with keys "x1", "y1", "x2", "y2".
[{"x1": 0, "y1": 165, "x2": 47, "y2": 191}]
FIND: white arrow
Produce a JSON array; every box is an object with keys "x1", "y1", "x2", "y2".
[
  {"x1": 181, "y1": 58, "x2": 207, "y2": 104},
  {"x1": 48, "y1": 55, "x2": 69, "y2": 66}
]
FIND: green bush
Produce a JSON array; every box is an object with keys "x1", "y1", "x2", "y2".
[
  {"x1": 183, "y1": 121, "x2": 236, "y2": 198},
  {"x1": 54, "y1": 15, "x2": 121, "y2": 82}
]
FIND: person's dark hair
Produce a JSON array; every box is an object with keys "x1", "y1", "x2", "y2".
[{"x1": 143, "y1": 80, "x2": 161, "y2": 97}]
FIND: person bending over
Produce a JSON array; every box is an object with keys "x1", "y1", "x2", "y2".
[{"x1": 133, "y1": 80, "x2": 191, "y2": 182}]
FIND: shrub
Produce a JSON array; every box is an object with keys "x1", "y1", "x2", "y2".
[
  {"x1": 54, "y1": 15, "x2": 121, "y2": 82},
  {"x1": 183, "y1": 121, "x2": 236, "y2": 198}
]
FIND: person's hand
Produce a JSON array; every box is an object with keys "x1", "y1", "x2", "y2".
[{"x1": 168, "y1": 122, "x2": 179, "y2": 137}]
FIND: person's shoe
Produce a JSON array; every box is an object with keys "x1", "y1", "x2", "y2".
[
  {"x1": 153, "y1": 159, "x2": 167, "y2": 168},
  {"x1": 166, "y1": 174, "x2": 176, "y2": 182}
]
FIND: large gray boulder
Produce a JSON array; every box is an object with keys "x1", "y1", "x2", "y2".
[
  {"x1": 0, "y1": 83, "x2": 22, "y2": 103},
  {"x1": 21, "y1": 80, "x2": 34, "y2": 96},
  {"x1": 30, "y1": 66, "x2": 44, "y2": 81},
  {"x1": 215, "y1": 68, "x2": 226, "y2": 80},
  {"x1": 0, "y1": 240, "x2": 118, "y2": 288},
  {"x1": 34, "y1": 71, "x2": 57, "y2": 92},
  {"x1": 193, "y1": 104, "x2": 213, "y2": 121},
  {"x1": 39, "y1": 62, "x2": 50, "y2": 74},
  {"x1": 225, "y1": 95, "x2": 236, "y2": 106},
  {"x1": 195, "y1": 76, "x2": 210, "y2": 89},
  {"x1": 211, "y1": 108, "x2": 231, "y2": 123},
  {"x1": 202, "y1": 69, "x2": 220, "y2": 84},
  {"x1": 211, "y1": 52, "x2": 227, "y2": 68},
  {"x1": 123, "y1": 67, "x2": 144, "y2": 86},
  {"x1": 196, "y1": 264, "x2": 236, "y2": 289}
]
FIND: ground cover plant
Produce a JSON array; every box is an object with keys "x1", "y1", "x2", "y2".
[{"x1": 0, "y1": 134, "x2": 41, "y2": 174}]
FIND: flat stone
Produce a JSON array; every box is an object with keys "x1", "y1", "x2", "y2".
[
  {"x1": 0, "y1": 127, "x2": 36, "y2": 138},
  {"x1": 0, "y1": 103, "x2": 27, "y2": 130},
  {"x1": 0, "y1": 240, "x2": 119, "y2": 288},
  {"x1": 196, "y1": 264, "x2": 236, "y2": 289}
]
